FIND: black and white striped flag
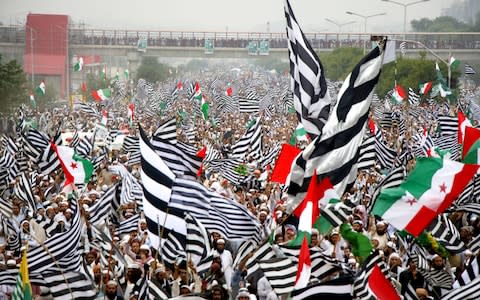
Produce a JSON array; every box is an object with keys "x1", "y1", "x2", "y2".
[
  {"x1": 153, "y1": 118, "x2": 177, "y2": 143},
  {"x1": 443, "y1": 276, "x2": 480, "y2": 300},
  {"x1": 437, "y1": 115, "x2": 457, "y2": 136},
  {"x1": 115, "y1": 215, "x2": 140, "y2": 236},
  {"x1": 286, "y1": 39, "x2": 386, "y2": 210},
  {"x1": 231, "y1": 117, "x2": 262, "y2": 159},
  {"x1": 357, "y1": 135, "x2": 376, "y2": 171},
  {"x1": 291, "y1": 276, "x2": 354, "y2": 300},
  {"x1": 27, "y1": 199, "x2": 82, "y2": 273},
  {"x1": 453, "y1": 255, "x2": 479, "y2": 288},
  {"x1": 185, "y1": 213, "x2": 212, "y2": 266},
  {"x1": 465, "y1": 64, "x2": 476, "y2": 75},
  {"x1": 399, "y1": 41, "x2": 406, "y2": 55},
  {"x1": 39, "y1": 270, "x2": 97, "y2": 300},
  {"x1": 367, "y1": 166, "x2": 406, "y2": 213},
  {"x1": 408, "y1": 87, "x2": 420, "y2": 106},
  {"x1": 285, "y1": 0, "x2": 331, "y2": 138},
  {"x1": 14, "y1": 172, "x2": 37, "y2": 214},
  {"x1": 426, "y1": 214, "x2": 465, "y2": 253}
]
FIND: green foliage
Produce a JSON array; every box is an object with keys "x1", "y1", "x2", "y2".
[
  {"x1": 411, "y1": 16, "x2": 473, "y2": 32},
  {"x1": 252, "y1": 57, "x2": 288, "y2": 74},
  {"x1": 35, "y1": 82, "x2": 58, "y2": 110},
  {"x1": 376, "y1": 57, "x2": 461, "y2": 99},
  {"x1": 179, "y1": 59, "x2": 209, "y2": 72},
  {"x1": 0, "y1": 54, "x2": 28, "y2": 113},
  {"x1": 318, "y1": 48, "x2": 364, "y2": 81},
  {"x1": 136, "y1": 57, "x2": 171, "y2": 83},
  {"x1": 86, "y1": 73, "x2": 106, "y2": 92}
]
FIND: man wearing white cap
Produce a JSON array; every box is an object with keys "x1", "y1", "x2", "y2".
[
  {"x1": 104, "y1": 280, "x2": 124, "y2": 300},
  {"x1": 368, "y1": 218, "x2": 389, "y2": 250},
  {"x1": 215, "y1": 238, "x2": 233, "y2": 292}
]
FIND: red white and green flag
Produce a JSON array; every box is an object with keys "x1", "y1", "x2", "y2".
[
  {"x1": 458, "y1": 110, "x2": 472, "y2": 144},
  {"x1": 313, "y1": 177, "x2": 343, "y2": 235},
  {"x1": 293, "y1": 236, "x2": 311, "y2": 290},
  {"x1": 196, "y1": 146, "x2": 207, "y2": 177},
  {"x1": 74, "y1": 57, "x2": 83, "y2": 72},
  {"x1": 53, "y1": 143, "x2": 94, "y2": 185},
  {"x1": 367, "y1": 265, "x2": 401, "y2": 300},
  {"x1": 91, "y1": 88, "x2": 111, "y2": 101},
  {"x1": 128, "y1": 103, "x2": 135, "y2": 124},
  {"x1": 462, "y1": 126, "x2": 480, "y2": 164},
  {"x1": 289, "y1": 172, "x2": 321, "y2": 246},
  {"x1": 368, "y1": 118, "x2": 378, "y2": 135},
  {"x1": 372, "y1": 156, "x2": 479, "y2": 236},
  {"x1": 391, "y1": 85, "x2": 406, "y2": 104},
  {"x1": 193, "y1": 82, "x2": 203, "y2": 101},
  {"x1": 101, "y1": 110, "x2": 108, "y2": 127},
  {"x1": 35, "y1": 81, "x2": 46, "y2": 96},
  {"x1": 419, "y1": 81, "x2": 432, "y2": 95},
  {"x1": 176, "y1": 81, "x2": 183, "y2": 90}
]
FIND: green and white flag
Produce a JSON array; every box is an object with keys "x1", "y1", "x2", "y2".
[
  {"x1": 74, "y1": 57, "x2": 83, "y2": 72},
  {"x1": 201, "y1": 98, "x2": 209, "y2": 120},
  {"x1": 29, "y1": 93, "x2": 36, "y2": 108},
  {"x1": 35, "y1": 81, "x2": 46, "y2": 96},
  {"x1": 124, "y1": 69, "x2": 129, "y2": 80},
  {"x1": 101, "y1": 66, "x2": 106, "y2": 81},
  {"x1": 449, "y1": 55, "x2": 460, "y2": 69}
]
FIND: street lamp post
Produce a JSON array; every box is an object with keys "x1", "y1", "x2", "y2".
[
  {"x1": 394, "y1": 38, "x2": 451, "y2": 88},
  {"x1": 324, "y1": 18, "x2": 356, "y2": 32},
  {"x1": 345, "y1": 11, "x2": 386, "y2": 54},
  {"x1": 381, "y1": 0, "x2": 430, "y2": 40},
  {"x1": 325, "y1": 18, "x2": 355, "y2": 47},
  {"x1": 24, "y1": 25, "x2": 37, "y2": 87},
  {"x1": 55, "y1": 24, "x2": 70, "y2": 101}
]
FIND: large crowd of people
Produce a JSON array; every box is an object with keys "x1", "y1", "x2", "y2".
[{"x1": 0, "y1": 66, "x2": 480, "y2": 300}]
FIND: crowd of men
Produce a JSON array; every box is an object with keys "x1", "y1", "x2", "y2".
[{"x1": 0, "y1": 64, "x2": 480, "y2": 300}]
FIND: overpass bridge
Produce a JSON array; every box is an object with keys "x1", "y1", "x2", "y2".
[{"x1": 1, "y1": 25, "x2": 479, "y2": 95}]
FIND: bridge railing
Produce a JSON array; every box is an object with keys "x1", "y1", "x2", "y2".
[{"x1": 1, "y1": 26, "x2": 480, "y2": 50}]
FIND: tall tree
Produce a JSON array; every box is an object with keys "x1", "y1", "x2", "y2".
[
  {"x1": 411, "y1": 16, "x2": 472, "y2": 32},
  {"x1": 135, "y1": 57, "x2": 171, "y2": 83},
  {"x1": 0, "y1": 54, "x2": 28, "y2": 112}
]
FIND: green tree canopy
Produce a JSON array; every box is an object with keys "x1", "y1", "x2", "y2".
[
  {"x1": 318, "y1": 47, "x2": 364, "y2": 81},
  {"x1": 136, "y1": 57, "x2": 171, "y2": 83},
  {"x1": 0, "y1": 54, "x2": 28, "y2": 113},
  {"x1": 411, "y1": 16, "x2": 473, "y2": 32},
  {"x1": 313, "y1": 48, "x2": 461, "y2": 101},
  {"x1": 376, "y1": 57, "x2": 460, "y2": 99},
  {"x1": 252, "y1": 57, "x2": 288, "y2": 74}
]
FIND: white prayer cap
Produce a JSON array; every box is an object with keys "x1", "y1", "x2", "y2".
[
  {"x1": 217, "y1": 238, "x2": 225, "y2": 244},
  {"x1": 127, "y1": 263, "x2": 141, "y2": 269}
]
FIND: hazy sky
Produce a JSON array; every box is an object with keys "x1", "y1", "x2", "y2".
[{"x1": 0, "y1": 0, "x2": 458, "y2": 33}]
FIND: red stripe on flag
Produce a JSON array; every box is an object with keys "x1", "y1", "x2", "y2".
[
  {"x1": 405, "y1": 206, "x2": 437, "y2": 237},
  {"x1": 368, "y1": 265, "x2": 401, "y2": 300},
  {"x1": 271, "y1": 143, "x2": 301, "y2": 184},
  {"x1": 437, "y1": 163, "x2": 479, "y2": 213}
]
